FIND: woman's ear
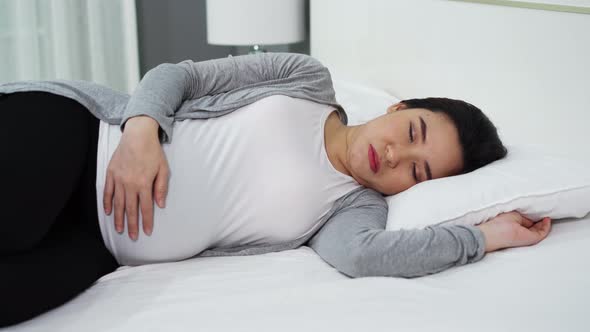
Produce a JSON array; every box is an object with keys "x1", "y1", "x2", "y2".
[{"x1": 387, "y1": 102, "x2": 407, "y2": 114}]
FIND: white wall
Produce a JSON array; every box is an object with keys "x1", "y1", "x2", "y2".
[{"x1": 311, "y1": 0, "x2": 590, "y2": 157}]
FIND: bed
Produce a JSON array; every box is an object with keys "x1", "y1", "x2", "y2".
[
  {"x1": 7, "y1": 214, "x2": 590, "y2": 332},
  {"x1": 6, "y1": 1, "x2": 590, "y2": 331}
]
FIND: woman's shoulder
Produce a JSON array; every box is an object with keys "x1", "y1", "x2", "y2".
[{"x1": 336, "y1": 186, "x2": 388, "y2": 210}]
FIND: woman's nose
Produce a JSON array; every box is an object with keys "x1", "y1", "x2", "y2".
[{"x1": 385, "y1": 145, "x2": 400, "y2": 169}]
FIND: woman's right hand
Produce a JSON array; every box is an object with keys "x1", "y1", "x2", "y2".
[
  {"x1": 103, "y1": 116, "x2": 170, "y2": 241},
  {"x1": 477, "y1": 211, "x2": 552, "y2": 253}
]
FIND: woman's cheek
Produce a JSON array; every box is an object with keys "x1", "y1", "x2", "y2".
[{"x1": 386, "y1": 172, "x2": 410, "y2": 195}]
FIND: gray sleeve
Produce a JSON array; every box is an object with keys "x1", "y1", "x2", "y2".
[
  {"x1": 307, "y1": 192, "x2": 487, "y2": 278},
  {"x1": 119, "y1": 52, "x2": 331, "y2": 144}
]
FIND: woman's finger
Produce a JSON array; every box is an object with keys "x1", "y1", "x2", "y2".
[
  {"x1": 125, "y1": 187, "x2": 139, "y2": 241},
  {"x1": 103, "y1": 170, "x2": 114, "y2": 215},
  {"x1": 518, "y1": 216, "x2": 534, "y2": 228},
  {"x1": 139, "y1": 187, "x2": 154, "y2": 236},
  {"x1": 531, "y1": 218, "x2": 552, "y2": 239},
  {"x1": 521, "y1": 218, "x2": 551, "y2": 246},
  {"x1": 153, "y1": 166, "x2": 169, "y2": 208},
  {"x1": 114, "y1": 181, "x2": 126, "y2": 234}
]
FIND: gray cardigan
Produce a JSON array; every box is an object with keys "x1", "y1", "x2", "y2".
[{"x1": 0, "y1": 52, "x2": 486, "y2": 278}]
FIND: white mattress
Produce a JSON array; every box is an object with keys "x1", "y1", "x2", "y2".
[
  {"x1": 6, "y1": 214, "x2": 590, "y2": 332},
  {"x1": 5, "y1": 82, "x2": 589, "y2": 331}
]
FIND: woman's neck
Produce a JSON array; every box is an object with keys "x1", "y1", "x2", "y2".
[{"x1": 324, "y1": 111, "x2": 356, "y2": 177}]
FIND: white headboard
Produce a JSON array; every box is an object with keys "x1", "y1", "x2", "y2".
[{"x1": 310, "y1": 0, "x2": 590, "y2": 157}]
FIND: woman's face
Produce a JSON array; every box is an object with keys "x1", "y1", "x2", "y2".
[{"x1": 346, "y1": 103, "x2": 464, "y2": 195}]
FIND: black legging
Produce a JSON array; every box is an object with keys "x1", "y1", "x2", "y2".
[{"x1": 0, "y1": 91, "x2": 120, "y2": 327}]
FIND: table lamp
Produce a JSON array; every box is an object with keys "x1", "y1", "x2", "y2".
[{"x1": 206, "y1": 0, "x2": 305, "y2": 54}]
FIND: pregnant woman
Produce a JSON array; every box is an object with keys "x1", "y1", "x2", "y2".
[{"x1": 0, "y1": 52, "x2": 552, "y2": 326}]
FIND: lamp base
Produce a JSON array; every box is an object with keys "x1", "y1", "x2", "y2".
[{"x1": 249, "y1": 45, "x2": 266, "y2": 54}]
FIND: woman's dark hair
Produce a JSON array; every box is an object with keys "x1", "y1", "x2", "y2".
[{"x1": 399, "y1": 97, "x2": 507, "y2": 174}]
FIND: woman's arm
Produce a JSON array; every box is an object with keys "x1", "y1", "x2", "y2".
[
  {"x1": 307, "y1": 191, "x2": 486, "y2": 278},
  {"x1": 120, "y1": 52, "x2": 331, "y2": 144},
  {"x1": 308, "y1": 190, "x2": 552, "y2": 278}
]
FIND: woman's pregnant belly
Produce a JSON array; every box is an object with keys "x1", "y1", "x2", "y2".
[
  {"x1": 96, "y1": 118, "x2": 226, "y2": 266},
  {"x1": 96, "y1": 167, "x2": 220, "y2": 266}
]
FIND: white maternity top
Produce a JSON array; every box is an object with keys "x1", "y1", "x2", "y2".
[{"x1": 95, "y1": 95, "x2": 363, "y2": 266}]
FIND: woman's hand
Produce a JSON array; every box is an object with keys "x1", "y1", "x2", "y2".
[
  {"x1": 103, "y1": 116, "x2": 170, "y2": 240},
  {"x1": 477, "y1": 211, "x2": 552, "y2": 253}
]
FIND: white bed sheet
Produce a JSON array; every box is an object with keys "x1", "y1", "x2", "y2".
[{"x1": 6, "y1": 214, "x2": 590, "y2": 332}]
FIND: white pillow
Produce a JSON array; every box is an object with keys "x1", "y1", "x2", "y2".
[
  {"x1": 385, "y1": 145, "x2": 590, "y2": 231},
  {"x1": 332, "y1": 79, "x2": 400, "y2": 125}
]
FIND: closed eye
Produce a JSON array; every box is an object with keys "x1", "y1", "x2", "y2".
[{"x1": 410, "y1": 123, "x2": 418, "y2": 183}]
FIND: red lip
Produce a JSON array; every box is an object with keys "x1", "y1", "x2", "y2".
[{"x1": 369, "y1": 144, "x2": 380, "y2": 174}]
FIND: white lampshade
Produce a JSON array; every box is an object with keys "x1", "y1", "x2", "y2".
[{"x1": 206, "y1": 0, "x2": 305, "y2": 46}]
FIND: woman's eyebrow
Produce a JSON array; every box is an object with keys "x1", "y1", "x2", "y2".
[
  {"x1": 420, "y1": 116, "x2": 427, "y2": 143},
  {"x1": 419, "y1": 116, "x2": 432, "y2": 180}
]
